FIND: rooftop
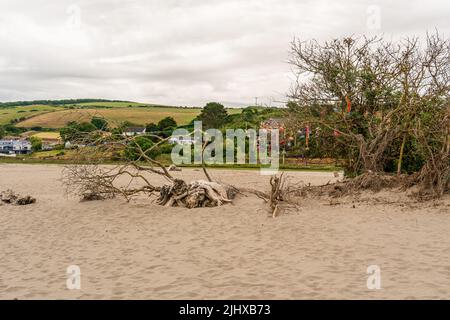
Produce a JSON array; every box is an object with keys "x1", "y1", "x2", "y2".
[{"x1": 124, "y1": 127, "x2": 146, "y2": 133}]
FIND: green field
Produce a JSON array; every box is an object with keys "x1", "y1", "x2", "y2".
[
  {"x1": 30, "y1": 131, "x2": 61, "y2": 140},
  {"x1": 16, "y1": 107, "x2": 203, "y2": 128},
  {"x1": 0, "y1": 101, "x2": 242, "y2": 128},
  {"x1": 0, "y1": 105, "x2": 64, "y2": 125},
  {"x1": 72, "y1": 101, "x2": 150, "y2": 108}
]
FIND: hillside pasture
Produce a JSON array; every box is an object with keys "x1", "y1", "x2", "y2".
[
  {"x1": 72, "y1": 101, "x2": 150, "y2": 108},
  {"x1": 16, "y1": 106, "x2": 243, "y2": 128},
  {"x1": 16, "y1": 107, "x2": 203, "y2": 128},
  {"x1": 0, "y1": 105, "x2": 64, "y2": 125},
  {"x1": 31, "y1": 131, "x2": 62, "y2": 140}
]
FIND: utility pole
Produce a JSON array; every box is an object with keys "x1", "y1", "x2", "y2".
[{"x1": 254, "y1": 97, "x2": 258, "y2": 106}]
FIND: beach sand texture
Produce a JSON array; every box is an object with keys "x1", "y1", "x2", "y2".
[{"x1": 1, "y1": 164, "x2": 449, "y2": 299}]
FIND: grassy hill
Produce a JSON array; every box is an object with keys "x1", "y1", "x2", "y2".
[
  {"x1": 0, "y1": 105, "x2": 65, "y2": 126},
  {"x1": 0, "y1": 100, "x2": 242, "y2": 129},
  {"x1": 16, "y1": 106, "x2": 204, "y2": 128},
  {"x1": 29, "y1": 131, "x2": 61, "y2": 140},
  {"x1": 71, "y1": 101, "x2": 148, "y2": 108}
]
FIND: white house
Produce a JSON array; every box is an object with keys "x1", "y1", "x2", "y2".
[
  {"x1": 0, "y1": 139, "x2": 32, "y2": 155},
  {"x1": 123, "y1": 127, "x2": 147, "y2": 137},
  {"x1": 168, "y1": 136, "x2": 193, "y2": 145}
]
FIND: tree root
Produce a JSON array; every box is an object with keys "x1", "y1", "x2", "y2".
[
  {"x1": 288, "y1": 170, "x2": 449, "y2": 201},
  {"x1": 270, "y1": 174, "x2": 285, "y2": 218},
  {"x1": 156, "y1": 179, "x2": 235, "y2": 208},
  {"x1": 1, "y1": 189, "x2": 36, "y2": 206},
  {"x1": 408, "y1": 154, "x2": 450, "y2": 200}
]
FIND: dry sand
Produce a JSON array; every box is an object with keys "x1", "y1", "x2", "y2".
[{"x1": 0, "y1": 164, "x2": 449, "y2": 300}]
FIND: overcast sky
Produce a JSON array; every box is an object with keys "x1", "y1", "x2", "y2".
[{"x1": 0, "y1": 0, "x2": 448, "y2": 107}]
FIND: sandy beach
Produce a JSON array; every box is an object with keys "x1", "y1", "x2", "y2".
[{"x1": 0, "y1": 164, "x2": 449, "y2": 299}]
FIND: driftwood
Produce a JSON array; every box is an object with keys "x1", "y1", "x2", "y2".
[
  {"x1": 168, "y1": 164, "x2": 182, "y2": 172},
  {"x1": 62, "y1": 130, "x2": 237, "y2": 209},
  {"x1": 157, "y1": 179, "x2": 235, "y2": 208},
  {"x1": 0, "y1": 189, "x2": 36, "y2": 206},
  {"x1": 239, "y1": 173, "x2": 296, "y2": 218},
  {"x1": 63, "y1": 163, "x2": 238, "y2": 209},
  {"x1": 269, "y1": 174, "x2": 285, "y2": 218}
]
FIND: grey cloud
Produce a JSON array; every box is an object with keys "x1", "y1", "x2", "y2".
[{"x1": 0, "y1": 0, "x2": 449, "y2": 106}]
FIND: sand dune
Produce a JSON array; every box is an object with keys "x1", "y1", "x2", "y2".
[{"x1": 0, "y1": 164, "x2": 449, "y2": 299}]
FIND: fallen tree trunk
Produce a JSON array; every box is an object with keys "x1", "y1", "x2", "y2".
[{"x1": 157, "y1": 179, "x2": 236, "y2": 208}]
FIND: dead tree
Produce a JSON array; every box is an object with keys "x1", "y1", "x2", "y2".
[
  {"x1": 269, "y1": 174, "x2": 285, "y2": 218},
  {"x1": 62, "y1": 128, "x2": 237, "y2": 208}
]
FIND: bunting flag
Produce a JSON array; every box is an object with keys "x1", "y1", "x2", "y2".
[{"x1": 345, "y1": 95, "x2": 352, "y2": 113}]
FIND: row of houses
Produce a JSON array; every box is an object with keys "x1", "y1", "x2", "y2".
[
  {"x1": 0, "y1": 119, "x2": 290, "y2": 156},
  {"x1": 0, "y1": 139, "x2": 32, "y2": 156}
]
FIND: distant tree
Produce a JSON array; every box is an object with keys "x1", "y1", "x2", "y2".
[
  {"x1": 198, "y1": 102, "x2": 228, "y2": 129},
  {"x1": 123, "y1": 136, "x2": 161, "y2": 161},
  {"x1": 241, "y1": 107, "x2": 259, "y2": 126},
  {"x1": 77, "y1": 122, "x2": 97, "y2": 133},
  {"x1": 0, "y1": 98, "x2": 129, "y2": 108},
  {"x1": 29, "y1": 136, "x2": 42, "y2": 152},
  {"x1": 3, "y1": 124, "x2": 24, "y2": 135},
  {"x1": 60, "y1": 121, "x2": 96, "y2": 142},
  {"x1": 0, "y1": 126, "x2": 5, "y2": 139},
  {"x1": 119, "y1": 121, "x2": 139, "y2": 130},
  {"x1": 60, "y1": 123, "x2": 79, "y2": 142},
  {"x1": 158, "y1": 117, "x2": 177, "y2": 130},
  {"x1": 145, "y1": 122, "x2": 159, "y2": 133},
  {"x1": 91, "y1": 117, "x2": 108, "y2": 131}
]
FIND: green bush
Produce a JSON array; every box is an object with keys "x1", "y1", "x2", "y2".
[
  {"x1": 158, "y1": 117, "x2": 177, "y2": 130},
  {"x1": 91, "y1": 117, "x2": 108, "y2": 131},
  {"x1": 384, "y1": 137, "x2": 426, "y2": 174},
  {"x1": 29, "y1": 137, "x2": 42, "y2": 151},
  {"x1": 124, "y1": 136, "x2": 161, "y2": 161},
  {"x1": 60, "y1": 121, "x2": 97, "y2": 142},
  {"x1": 160, "y1": 143, "x2": 174, "y2": 154}
]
